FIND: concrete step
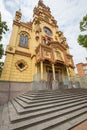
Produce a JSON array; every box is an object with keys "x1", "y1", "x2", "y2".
[
  {"x1": 17, "y1": 94, "x2": 77, "y2": 104},
  {"x1": 9, "y1": 98, "x2": 86, "y2": 122},
  {"x1": 65, "y1": 89, "x2": 87, "y2": 94},
  {"x1": 9, "y1": 106, "x2": 87, "y2": 130},
  {"x1": 44, "y1": 113, "x2": 87, "y2": 130},
  {"x1": 9, "y1": 99, "x2": 87, "y2": 122},
  {"x1": 21, "y1": 90, "x2": 87, "y2": 100},
  {"x1": 1, "y1": 104, "x2": 10, "y2": 130},
  {"x1": 24, "y1": 89, "x2": 86, "y2": 98},
  {"x1": 15, "y1": 95, "x2": 87, "y2": 109},
  {"x1": 20, "y1": 92, "x2": 77, "y2": 101},
  {"x1": 4, "y1": 89, "x2": 87, "y2": 130},
  {"x1": 24, "y1": 90, "x2": 62, "y2": 95},
  {"x1": 24, "y1": 90, "x2": 80, "y2": 97}
]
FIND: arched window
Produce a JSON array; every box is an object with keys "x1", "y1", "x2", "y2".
[
  {"x1": 25, "y1": 35, "x2": 28, "y2": 47},
  {"x1": 43, "y1": 27, "x2": 52, "y2": 36},
  {"x1": 20, "y1": 34, "x2": 24, "y2": 45},
  {"x1": 19, "y1": 34, "x2": 28, "y2": 48}
]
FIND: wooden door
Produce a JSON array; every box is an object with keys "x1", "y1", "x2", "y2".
[{"x1": 47, "y1": 70, "x2": 53, "y2": 89}]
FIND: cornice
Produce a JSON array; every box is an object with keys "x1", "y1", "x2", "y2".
[
  {"x1": 20, "y1": 22, "x2": 32, "y2": 30},
  {"x1": 66, "y1": 53, "x2": 73, "y2": 57},
  {"x1": 13, "y1": 20, "x2": 32, "y2": 30},
  {"x1": 35, "y1": 43, "x2": 51, "y2": 52},
  {"x1": 31, "y1": 54, "x2": 36, "y2": 59},
  {"x1": 15, "y1": 50, "x2": 31, "y2": 57},
  {"x1": 13, "y1": 20, "x2": 20, "y2": 26},
  {"x1": 50, "y1": 41, "x2": 67, "y2": 50},
  {"x1": 69, "y1": 64, "x2": 75, "y2": 69}
]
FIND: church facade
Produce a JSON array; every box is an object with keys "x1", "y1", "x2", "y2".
[{"x1": 1, "y1": 0, "x2": 75, "y2": 86}]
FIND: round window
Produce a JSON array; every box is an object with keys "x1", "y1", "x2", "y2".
[{"x1": 43, "y1": 27, "x2": 52, "y2": 36}]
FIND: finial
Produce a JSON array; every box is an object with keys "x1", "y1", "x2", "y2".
[
  {"x1": 19, "y1": 9, "x2": 21, "y2": 12},
  {"x1": 39, "y1": 0, "x2": 43, "y2": 2},
  {"x1": 38, "y1": 0, "x2": 43, "y2": 3},
  {"x1": 15, "y1": 9, "x2": 22, "y2": 22}
]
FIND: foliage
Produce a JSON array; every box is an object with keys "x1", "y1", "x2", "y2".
[
  {"x1": 78, "y1": 34, "x2": 87, "y2": 48},
  {"x1": 0, "y1": 44, "x2": 4, "y2": 76},
  {"x1": 80, "y1": 15, "x2": 87, "y2": 31},
  {"x1": 0, "y1": 12, "x2": 9, "y2": 76},
  {"x1": 0, "y1": 44, "x2": 4, "y2": 59},
  {"x1": 0, "y1": 62, "x2": 4, "y2": 76},
  {"x1": 0, "y1": 12, "x2": 9, "y2": 41},
  {"x1": 78, "y1": 14, "x2": 87, "y2": 48}
]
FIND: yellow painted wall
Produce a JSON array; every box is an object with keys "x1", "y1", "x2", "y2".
[{"x1": 1, "y1": 54, "x2": 32, "y2": 82}]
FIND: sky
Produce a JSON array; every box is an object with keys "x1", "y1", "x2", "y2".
[{"x1": 0, "y1": 0, "x2": 87, "y2": 69}]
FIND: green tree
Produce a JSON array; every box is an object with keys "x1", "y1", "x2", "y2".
[
  {"x1": 0, "y1": 12, "x2": 9, "y2": 76},
  {"x1": 0, "y1": 12, "x2": 9, "y2": 41},
  {"x1": 77, "y1": 14, "x2": 87, "y2": 48}
]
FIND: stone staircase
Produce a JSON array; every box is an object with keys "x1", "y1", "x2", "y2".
[{"x1": 1, "y1": 89, "x2": 87, "y2": 130}]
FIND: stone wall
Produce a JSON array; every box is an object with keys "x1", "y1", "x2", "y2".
[
  {"x1": 0, "y1": 81, "x2": 32, "y2": 105},
  {"x1": 77, "y1": 75, "x2": 87, "y2": 88},
  {"x1": 71, "y1": 75, "x2": 87, "y2": 88}
]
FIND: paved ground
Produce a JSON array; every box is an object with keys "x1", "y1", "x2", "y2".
[
  {"x1": 0, "y1": 105, "x2": 4, "y2": 129},
  {"x1": 71, "y1": 120, "x2": 87, "y2": 130}
]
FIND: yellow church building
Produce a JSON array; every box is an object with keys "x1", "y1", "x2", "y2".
[{"x1": 1, "y1": 0, "x2": 75, "y2": 88}]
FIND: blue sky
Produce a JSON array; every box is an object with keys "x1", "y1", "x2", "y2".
[{"x1": 0, "y1": 0, "x2": 87, "y2": 68}]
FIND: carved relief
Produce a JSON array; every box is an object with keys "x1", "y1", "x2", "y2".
[
  {"x1": 36, "y1": 52, "x2": 41, "y2": 61},
  {"x1": 54, "y1": 49, "x2": 63, "y2": 61},
  {"x1": 6, "y1": 45, "x2": 15, "y2": 54},
  {"x1": 44, "y1": 50, "x2": 51, "y2": 58},
  {"x1": 67, "y1": 57, "x2": 72, "y2": 66},
  {"x1": 55, "y1": 31, "x2": 66, "y2": 44}
]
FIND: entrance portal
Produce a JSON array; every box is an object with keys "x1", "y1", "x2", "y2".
[
  {"x1": 47, "y1": 70, "x2": 53, "y2": 89},
  {"x1": 47, "y1": 68, "x2": 62, "y2": 89}
]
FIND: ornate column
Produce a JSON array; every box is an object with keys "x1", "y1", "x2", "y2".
[
  {"x1": 66, "y1": 67, "x2": 70, "y2": 81},
  {"x1": 52, "y1": 64, "x2": 56, "y2": 80},
  {"x1": 40, "y1": 61, "x2": 43, "y2": 80}
]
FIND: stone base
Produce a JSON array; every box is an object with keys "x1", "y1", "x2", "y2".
[
  {"x1": 32, "y1": 80, "x2": 48, "y2": 90},
  {"x1": 0, "y1": 81, "x2": 32, "y2": 104},
  {"x1": 52, "y1": 80, "x2": 59, "y2": 90},
  {"x1": 32, "y1": 80, "x2": 59, "y2": 90}
]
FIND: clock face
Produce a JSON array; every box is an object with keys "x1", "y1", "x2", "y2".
[{"x1": 43, "y1": 27, "x2": 52, "y2": 36}]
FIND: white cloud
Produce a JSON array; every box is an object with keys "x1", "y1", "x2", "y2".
[{"x1": 0, "y1": 0, "x2": 13, "y2": 50}]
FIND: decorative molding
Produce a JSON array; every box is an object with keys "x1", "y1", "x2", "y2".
[
  {"x1": 20, "y1": 22, "x2": 32, "y2": 30},
  {"x1": 13, "y1": 20, "x2": 20, "y2": 26},
  {"x1": 18, "y1": 44, "x2": 29, "y2": 49},
  {"x1": 6, "y1": 45, "x2": 15, "y2": 54},
  {"x1": 15, "y1": 50, "x2": 31, "y2": 57},
  {"x1": 15, "y1": 59, "x2": 28, "y2": 72}
]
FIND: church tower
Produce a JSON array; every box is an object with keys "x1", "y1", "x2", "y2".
[{"x1": 1, "y1": 0, "x2": 75, "y2": 86}]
